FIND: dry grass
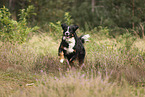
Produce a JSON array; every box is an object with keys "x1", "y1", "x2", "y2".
[
  {"x1": 85, "y1": 36, "x2": 145, "y2": 84},
  {"x1": 11, "y1": 71, "x2": 145, "y2": 97},
  {"x1": 0, "y1": 32, "x2": 145, "y2": 97}
]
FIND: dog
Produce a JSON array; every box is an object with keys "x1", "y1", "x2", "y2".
[{"x1": 58, "y1": 24, "x2": 90, "y2": 69}]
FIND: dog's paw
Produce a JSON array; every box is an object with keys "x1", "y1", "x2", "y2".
[{"x1": 60, "y1": 59, "x2": 64, "y2": 63}]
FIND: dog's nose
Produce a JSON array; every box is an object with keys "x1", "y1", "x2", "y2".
[{"x1": 65, "y1": 32, "x2": 69, "y2": 36}]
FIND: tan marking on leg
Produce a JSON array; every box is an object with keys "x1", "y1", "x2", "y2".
[
  {"x1": 59, "y1": 51, "x2": 64, "y2": 63},
  {"x1": 61, "y1": 45, "x2": 64, "y2": 49}
]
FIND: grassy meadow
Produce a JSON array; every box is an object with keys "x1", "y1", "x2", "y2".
[{"x1": 0, "y1": 29, "x2": 145, "y2": 97}]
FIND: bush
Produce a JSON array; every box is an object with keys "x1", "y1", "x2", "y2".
[
  {"x1": 134, "y1": 22, "x2": 145, "y2": 38},
  {"x1": 0, "y1": 6, "x2": 39, "y2": 44},
  {"x1": 49, "y1": 12, "x2": 73, "y2": 39},
  {"x1": 116, "y1": 33, "x2": 137, "y2": 53}
]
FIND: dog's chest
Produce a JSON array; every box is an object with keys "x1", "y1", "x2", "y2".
[{"x1": 64, "y1": 37, "x2": 75, "y2": 54}]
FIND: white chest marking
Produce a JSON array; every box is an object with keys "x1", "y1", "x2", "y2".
[{"x1": 64, "y1": 37, "x2": 75, "y2": 54}]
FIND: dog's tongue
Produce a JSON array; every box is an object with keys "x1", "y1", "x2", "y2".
[{"x1": 66, "y1": 36, "x2": 70, "y2": 38}]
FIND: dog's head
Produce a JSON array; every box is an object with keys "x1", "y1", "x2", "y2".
[{"x1": 61, "y1": 24, "x2": 79, "y2": 39}]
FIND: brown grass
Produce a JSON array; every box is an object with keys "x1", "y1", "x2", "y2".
[{"x1": 0, "y1": 33, "x2": 145, "y2": 96}]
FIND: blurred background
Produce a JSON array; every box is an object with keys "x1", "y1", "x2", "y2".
[{"x1": 1, "y1": 0, "x2": 145, "y2": 37}]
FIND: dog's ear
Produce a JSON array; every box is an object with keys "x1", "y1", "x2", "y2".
[
  {"x1": 73, "y1": 25, "x2": 79, "y2": 31},
  {"x1": 61, "y1": 24, "x2": 68, "y2": 30}
]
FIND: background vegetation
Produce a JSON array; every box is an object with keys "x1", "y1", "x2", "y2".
[
  {"x1": 0, "y1": 0, "x2": 145, "y2": 97},
  {"x1": 1, "y1": 0, "x2": 145, "y2": 37}
]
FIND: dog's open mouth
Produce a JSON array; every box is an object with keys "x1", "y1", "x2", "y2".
[
  {"x1": 63, "y1": 34, "x2": 74, "y2": 40},
  {"x1": 66, "y1": 36, "x2": 70, "y2": 39},
  {"x1": 63, "y1": 36, "x2": 70, "y2": 40},
  {"x1": 65, "y1": 35, "x2": 70, "y2": 39}
]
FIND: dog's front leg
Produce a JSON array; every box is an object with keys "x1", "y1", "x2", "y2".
[
  {"x1": 58, "y1": 45, "x2": 64, "y2": 63},
  {"x1": 69, "y1": 55, "x2": 76, "y2": 62}
]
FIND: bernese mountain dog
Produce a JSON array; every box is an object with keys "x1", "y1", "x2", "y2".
[{"x1": 58, "y1": 24, "x2": 90, "y2": 69}]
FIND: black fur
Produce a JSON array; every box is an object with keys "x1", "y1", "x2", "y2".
[{"x1": 58, "y1": 24, "x2": 87, "y2": 68}]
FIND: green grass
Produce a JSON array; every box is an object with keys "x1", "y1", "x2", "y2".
[{"x1": 0, "y1": 31, "x2": 145, "y2": 97}]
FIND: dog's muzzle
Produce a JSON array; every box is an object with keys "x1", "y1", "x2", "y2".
[
  {"x1": 64, "y1": 31, "x2": 71, "y2": 39},
  {"x1": 65, "y1": 31, "x2": 70, "y2": 36}
]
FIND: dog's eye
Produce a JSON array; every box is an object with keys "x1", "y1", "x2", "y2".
[{"x1": 64, "y1": 29, "x2": 68, "y2": 31}]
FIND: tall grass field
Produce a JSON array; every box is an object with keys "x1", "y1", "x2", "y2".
[{"x1": 0, "y1": 28, "x2": 145, "y2": 97}]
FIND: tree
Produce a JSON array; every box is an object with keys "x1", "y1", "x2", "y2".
[{"x1": 92, "y1": 0, "x2": 95, "y2": 12}]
